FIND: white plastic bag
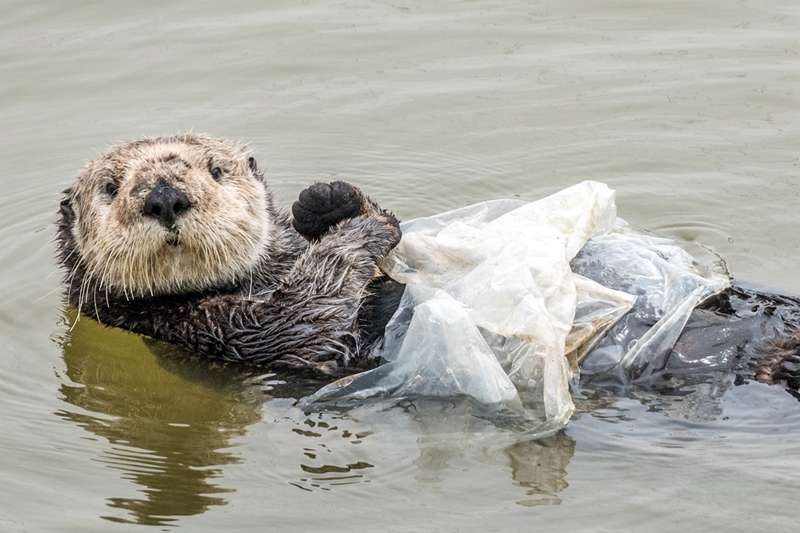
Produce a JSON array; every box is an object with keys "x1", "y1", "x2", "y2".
[
  {"x1": 304, "y1": 181, "x2": 730, "y2": 438},
  {"x1": 308, "y1": 182, "x2": 619, "y2": 436}
]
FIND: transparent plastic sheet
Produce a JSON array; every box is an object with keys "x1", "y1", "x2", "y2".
[
  {"x1": 304, "y1": 182, "x2": 619, "y2": 437},
  {"x1": 301, "y1": 181, "x2": 731, "y2": 438},
  {"x1": 570, "y1": 221, "x2": 731, "y2": 382},
  {"x1": 566, "y1": 274, "x2": 638, "y2": 370}
]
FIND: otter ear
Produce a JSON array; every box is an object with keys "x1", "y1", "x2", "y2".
[
  {"x1": 59, "y1": 187, "x2": 74, "y2": 216},
  {"x1": 248, "y1": 156, "x2": 258, "y2": 173}
]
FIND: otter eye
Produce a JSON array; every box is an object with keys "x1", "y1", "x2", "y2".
[
  {"x1": 105, "y1": 182, "x2": 119, "y2": 198},
  {"x1": 248, "y1": 157, "x2": 257, "y2": 173},
  {"x1": 210, "y1": 167, "x2": 223, "y2": 182}
]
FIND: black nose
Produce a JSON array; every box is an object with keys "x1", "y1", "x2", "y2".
[{"x1": 143, "y1": 178, "x2": 191, "y2": 228}]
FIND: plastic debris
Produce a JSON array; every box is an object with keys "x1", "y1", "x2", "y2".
[
  {"x1": 303, "y1": 181, "x2": 730, "y2": 438},
  {"x1": 570, "y1": 220, "x2": 731, "y2": 382}
]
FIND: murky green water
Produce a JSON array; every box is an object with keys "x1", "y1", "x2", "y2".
[{"x1": 2, "y1": 0, "x2": 800, "y2": 530}]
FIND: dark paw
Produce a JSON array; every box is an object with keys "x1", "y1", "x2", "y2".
[
  {"x1": 292, "y1": 181, "x2": 365, "y2": 240},
  {"x1": 383, "y1": 212, "x2": 403, "y2": 250}
]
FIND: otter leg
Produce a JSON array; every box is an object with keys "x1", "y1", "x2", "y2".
[
  {"x1": 194, "y1": 210, "x2": 402, "y2": 369},
  {"x1": 292, "y1": 181, "x2": 391, "y2": 240}
]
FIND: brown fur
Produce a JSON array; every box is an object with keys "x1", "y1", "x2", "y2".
[
  {"x1": 56, "y1": 134, "x2": 800, "y2": 390},
  {"x1": 756, "y1": 328, "x2": 800, "y2": 389},
  {"x1": 65, "y1": 134, "x2": 274, "y2": 299},
  {"x1": 57, "y1": 133, "x2": 403, "y2": 371}
]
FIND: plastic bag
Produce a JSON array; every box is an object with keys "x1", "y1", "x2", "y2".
[
  {"x1": 307, "y1": 182, "x2": 619, "y2": 435},
  {"x1": 303, "y1": 181, "x2": 730, "y2": 438},
  {"x1": 571, "y1": 220, "x2": 730, "y2": 382}
]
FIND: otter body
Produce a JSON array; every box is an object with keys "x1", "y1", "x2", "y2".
[
  {"x1": 576, "y1": 263, "x2": 800, "y2": 389},
  {"x1": 570, "y1": 241, "x2": 800, "y2": 390},
  {"x1": 57, "y1": 133, "x2": 403, "y2": 372},
  {"x1": 56, "y1": 133, "x2": 800, "y2": 393}
]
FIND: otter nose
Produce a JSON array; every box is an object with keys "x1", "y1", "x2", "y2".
[{"x1": 143, "y1": 178, "x2": 191, "y2": 228}]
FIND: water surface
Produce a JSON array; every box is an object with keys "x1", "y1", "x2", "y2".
[{"x1": 2, "y1": 1, "x2": 800, "y2": 531}]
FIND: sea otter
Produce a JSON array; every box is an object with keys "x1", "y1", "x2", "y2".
[
  {"x1": 56, "y1": 133, "x2": 404, "y2": 373},
  {"x1": 56, "y1": 133, "x2": 800, "y2": 392}
]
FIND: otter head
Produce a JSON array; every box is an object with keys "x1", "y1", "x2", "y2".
[{"x1": 58, "y1": 133, "x2": 273, "y2": 298}]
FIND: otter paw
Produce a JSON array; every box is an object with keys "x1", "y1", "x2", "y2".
[{"x1": 292, "y1": 181, "x2": 366, "y2": 240}]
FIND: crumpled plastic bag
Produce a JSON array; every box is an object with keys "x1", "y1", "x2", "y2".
[
  {"x1": 302, "y1": 181, "x2": 730, "y2": 438},
  {"x1": 571, "y1": 220, "x2": 731, "y2": 382}
]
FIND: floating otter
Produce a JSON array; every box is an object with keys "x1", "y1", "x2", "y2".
[
  {"x1": 56, "y1": 133, "x2": 800, "y2": 392},
  {"x1": 56, "y1": 133, "x2": 404, "y2": 373}
]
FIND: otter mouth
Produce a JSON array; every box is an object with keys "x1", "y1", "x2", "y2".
[{"x1": 164, "y1": 229, "x2": 181, "y2": 247}]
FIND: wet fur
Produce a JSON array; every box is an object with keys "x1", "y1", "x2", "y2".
[
  {"x1": 575, "y1": 268, "x2": 800, "y2": 392},
  {"x1": 758, "y1": 333, "x2": 800, "y2": 390},
  {"x1": 56, "y1": 133, "x2": 800, "y2": 387},
  {"x1": 57, "y1": 133, "x2": 402, "y2": 372},
  {"x1": 696, "y1": 287, "x2": 800, "y2": 390}
]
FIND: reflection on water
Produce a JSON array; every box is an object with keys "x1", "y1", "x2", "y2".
[
  {"x1": 55, "y1": 307, "x2": 580, "y2": 522},
  {"x1": 55, "y1": 307, "x2": 752, "y2": 525},
  {"x1": 627, "y1": 372, "x2": 733, "y2": 422},
  {"x1": 377, "y1": 399, "x2": 575, "y2": 506},
  {"x1": 56, "y1": 309, "x2": 264, "y2": 526},
  {"x1": 577, "y1": 371, "x2": 735, "y2": 423},
  {"x1": 54, "y1": 298, "x2": 757, "y2": 526},
  {"x1": 506, "y1": 434, "x2": 574, "y2": 507},
  {"x1": 410, "y1": 406, "x2": 575, "y2": 507}
]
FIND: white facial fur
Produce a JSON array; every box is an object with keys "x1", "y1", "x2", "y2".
[{"x1": 69, "y1": 134, "x2": 273, "y2": 298}]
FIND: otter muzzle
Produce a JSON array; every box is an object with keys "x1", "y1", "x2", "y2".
[{"x1": 143, "y1": 178, "x2": 191, "y2": 229}]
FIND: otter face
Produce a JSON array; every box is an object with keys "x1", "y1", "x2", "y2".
[{"x1": 63, "y1": 133, "x2": 273, "y2": 298}]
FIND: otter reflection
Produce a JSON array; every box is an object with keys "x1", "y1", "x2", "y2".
[{"x1": 56, "y1": 310, "x2": 268, "y2": 526}]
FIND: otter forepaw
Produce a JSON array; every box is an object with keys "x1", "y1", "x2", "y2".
[{"x1": 292, "y1": 181, "x2": 367, "y2": 240}]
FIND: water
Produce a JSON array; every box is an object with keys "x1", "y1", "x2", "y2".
[{"x1": 2, "y1": 0, "x2": 800, "y2": 530}]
